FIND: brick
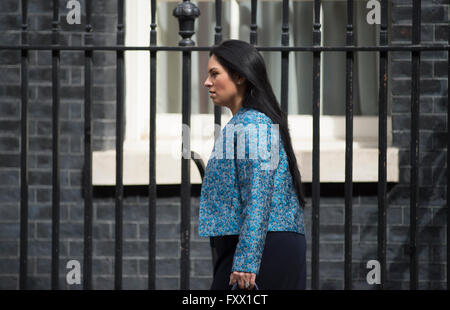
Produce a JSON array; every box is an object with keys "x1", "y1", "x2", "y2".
[
  {"x1": 61, "y1": 52, "x2": 85, "y2": 66},
  {"x1": 432, "y1": 132, "x2": 448, "y2": 149},
  {"x1": 94, "y1": 241, "x2": 114, "y2": 257},
  {"x1": 93, "y1": 86, "x2": 116, "y2": 101},
  {"x1": 155, "y1": 277, "x2": 179, "y2": 290},
  {"x1": 420, "y1": 264, "x2": 445, "y2": 281},
  {"x1": 192, "y1": 259, "x2": 213, "y2": 277},
  {"x1": 189, "y1": 241, "x2": 211, "y2": 259},
  {"x1": 319, "y1": 206, "x2": 343, "y2": 225},
  {"x1": 93, "y1": 223, "x2": 112, "y2": 240},
  {"x1": 153, "y1": 223, "x2": 180, "y2": 240},
  {"x1": 157, "y1": 203, "x2": 180, "y2": 224},
  {"x1": 93, "y1": 67, "x2": 116, "y2": 85},
  {"x1": 419, "y1": 186, "x2": 446, "y2": 204},
  {"x1": 0, "y1": 51, "x2": 20, "y2": 65},
  {"x1": 122, "y1": 276, "x2": 146, "y2": 290},
  {"x1": 0, "y1": 67, "x2": 20, "y2": 84},
  {"x1": 391, "y1": 60, "x2": 433, "y2": 78},
  {"x1": 0, "y1": 120, "x2": 20, "y2": 136},
  {"x1": 319, "y1": 242, "x2": 344, "y2": 260},
  {"x1": 422, "y1": 50, "x2": 448, "y2": 60},
  {"x1": 392, "y1": 79, "x2": 444, "y2": 97},
  {"x1": 0, "y1": 169, "x2": 19, "y2": 187},
  {"x1": 28, "y1": 101, "x2": 51, "y2": 119},
  {"x1": 67, "y1": 241, "x2": 83, "y2": 257},
  {"x1": 91, "y1": 15, "x2": 117, "y2": 33},
  {"x1": 69, "y1": 102, "x2": 83, "y2": 120},
  {"x1": 123, "y1": 223, "x2": 138, "y2": 239},
  {"x1": 68, "y1": 170, "x2": 82, "y2": 187},
  {"x1": 392, "y1": 131, "x2": 433, "y2": 149},
  {"x1": 61, "y1": 222, "x2": 84, "y2": 239},
  {"x1": 386, "y1": 243, "x2": 408, "y2": 262},
  {"x1": 0, "y1": 276, "x2": 17, "y2": 289},
  {"x1": 123, "y1": 241, "x2": 147, "y2": 257},
  {"x1": 387, "y1": 262, "x2": 409, "y2": 280},
  {"x1": 96, "y1": 205, "x2": 114, "y2": 221},
  {"x1": 399, "y1": 166, "x2": 433, "y2": 187},
  {"x1": 123, "y1": 259, "x2": 139, "y2": 274},
  {"x1": 156, "y1": 258, "x2": 179, "y2": 277},
  {"x1": 435, "y1": 25, "x2": 448, "y2": 42},
  {"x1": 319, "y1": 225, "x2": 359, "y2": 242},
  {"x1": 0, "y1": 0, "x2": 19, "y2": 13},
  {"x1": 123, "y1": 204, "x2": 148, "y2": 221},
  {"x1": 92, "y1": 52, "x2": 116, "y2": 67},
  {"x1": 391, "y1": 25, "x2": 433, "y2": 43},
  {"x1": 61, "y1": 187, "x2": 83, "y2": 203},
  {"x1": 93, "y1": 276, "x2": 114, "y2": 290},
  {"x1": 0, "y1": 154, "x2": 19, "y2": 168},
  {"x1": 29, "y1": 171, "x2": 52, "y2": 186},
  {"x1": 59, "y1": 155, "x2": 84, "y2": 169},
  {"x1": 190, "y1": 276, "x2": 212, "y2": 290},
  {"x1": 432, "y1": 166, "x2": 447, "y2": 186},
  {"x1": 0, "y1": 85, "x2": 21, "y2": 99},
  {"x1": 434, "y1": 61, "x2": 447, "y2": 78},
  {"x1": 391, "y1": 6, "x2": 412, "y2": 24},
  {"x1": 0, "y1": 240, "x2": 18, "y2": 256},
  {"x1": 0, "y1": 187, "x2": 19, "y2": 203},
  {"x1": 93, "y1": 257, "x2": 113, "y2": 274}
]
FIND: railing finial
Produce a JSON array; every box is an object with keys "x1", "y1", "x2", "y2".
[{"x1": 173, "y1": 0, "x2": 200, "y2": 46}]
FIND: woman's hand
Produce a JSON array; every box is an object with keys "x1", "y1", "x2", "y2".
[{"x1": 229, "y1": 271, "x2": 257, "y2": 290}]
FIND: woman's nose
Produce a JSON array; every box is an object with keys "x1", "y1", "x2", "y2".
[{"x1": 204, "y1": 76, "x2": 212, "y2": 87}]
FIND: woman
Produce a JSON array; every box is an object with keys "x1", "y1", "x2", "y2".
[{"x1": 199, "y1": 40, "x2": 307, "y2": 290}]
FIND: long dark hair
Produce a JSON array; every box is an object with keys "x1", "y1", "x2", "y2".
[{"x1": 210, "y1": 39, "x2": 307, "y2": 209}]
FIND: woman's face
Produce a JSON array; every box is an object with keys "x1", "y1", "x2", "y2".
[{"x1": 204, "y1": 54, "x2": 243, "y2": 110}]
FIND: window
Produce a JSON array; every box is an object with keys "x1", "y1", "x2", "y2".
[{"x1": 92, "y1": 0, "x2": 399, "y2": 185}]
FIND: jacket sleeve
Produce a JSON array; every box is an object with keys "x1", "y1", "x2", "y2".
[{"x1": 231, "y1": 122, "x2": 278, "y2": 274}]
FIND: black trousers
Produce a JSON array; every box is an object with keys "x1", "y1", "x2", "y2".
[{"x1": 210, "y1": 231, "x2": 306, "y2": 290}]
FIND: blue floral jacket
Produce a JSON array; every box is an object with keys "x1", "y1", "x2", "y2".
[{"x1": 198, "y1": 107, "x2": 305, "y2": 275}]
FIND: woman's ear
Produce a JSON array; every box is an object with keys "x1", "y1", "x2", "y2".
[{"x1": 235, "y1": 75, "x2": 245, "y2": 86}]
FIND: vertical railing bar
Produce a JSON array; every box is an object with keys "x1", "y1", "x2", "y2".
[
  {"x1": 280, "y1": 0, "x2": 289, "y2": 114},
  {"x1": 51, "y1": 0, "x2": 61, "y2": 290},
  {"x1": 344, "y1": 0, "x2": 354, "y2": 291},
  {"x1": 211, "y1": 0, "x2": 223, "y2": 269},
  {"x1": 447, "y1": 15, "x2": 450, "y2": 291},
  {"x1": 250, "y1": 0, "x2": 258, "y2": 45},
  {"x1": 410, "y1": 0, "x2": 421, "y2": 290},
  {"x1": 115, "y1": 0, "x2": 125, "y2": 290},
  {"x1": 180, "y1": 48, "x2": 192, "y2": 290},
  {"x1": 214, "y1": 0, "x2": 223, "y2": 139},
  {"x1": 83, "y1": 0, "x2": 93, "y2": 290},
  {"x1": 19, "y1": 0, "x2": 29, "y2": 290},
  {"x1": 377, "y1": 0, "x2": 388, "y2": 290},
  {"x1": 173, "y1": 0, "x2": 200, "y2": 290},
  {"x1": 148, "y1": 0, "x2": 157, "y2": 290},
  {"x1": 311, "y1": 0, "x2": 321, "y2": 290}
]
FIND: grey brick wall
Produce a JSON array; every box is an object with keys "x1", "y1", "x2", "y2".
[{"x1": 0, "y1": 0, "x2": 448, "y2": 290}]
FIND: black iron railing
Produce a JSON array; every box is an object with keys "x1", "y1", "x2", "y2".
[{"x1": 1, "y1": 0, "x2": 448, "y2": 290}]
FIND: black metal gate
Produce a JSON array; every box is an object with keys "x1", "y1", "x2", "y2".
[{"x1": 0, "y1": 0, "x2": 448, "y2": 290}]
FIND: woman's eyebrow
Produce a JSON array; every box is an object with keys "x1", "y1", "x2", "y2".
[{"x1": 208, "y1": 67, "x2": 218, "y2": 73}]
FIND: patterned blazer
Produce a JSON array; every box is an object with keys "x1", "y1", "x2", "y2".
[{"x1": 199, "y1": 107, "x2": 305, "y2": 274}]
